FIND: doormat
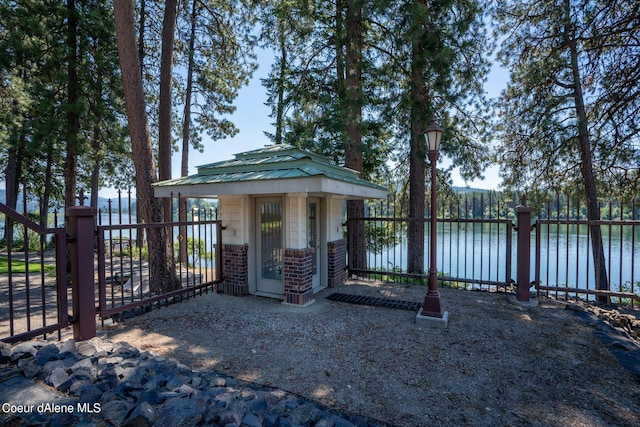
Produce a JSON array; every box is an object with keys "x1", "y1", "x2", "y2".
[{"x1": 326, "y1": 292, "x2": 422, "y2": 312}]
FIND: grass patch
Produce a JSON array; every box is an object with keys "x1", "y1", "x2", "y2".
[{"x1": 0, "y1": 256, "x2": 55, "y2": 274}]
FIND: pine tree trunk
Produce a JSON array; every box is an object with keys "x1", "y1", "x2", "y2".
[
  {"x1": 158, "y1": 0, "x2": 177, "y2": 223},
  {"x1": 158, "y1": 0, "x2": 179, "y2": 285},
  {"x1": 90, "y1": 122, "x2": 100, "y2": 209},
  {"x1": 41, "y1": 147, "x2": 53, "y2": 227},
  {"x1": 275, "y1": 25, "x2": 286, "y2": 145},
  {"x1": 564, "y1": 0, "x2": 609, "y2": 303},
  {"x1": 344, "y1": 1, "x2": 366, "y2": 272},
  {"x1": 114, "y1": 0, "x2": 177, "y2": 294},
  {"x1": 5, "y1": 141, "x2": 21, "y2": 213},
  {"x1": 5, "y1": 134, "x2": 23, "y2": 240},
  {"x1": 407, "y1": 1, "x2": 428, "y2": 274},
  {"x1": 138, "y1": 0, "x2": 146, "y2": 72},
  {"x1": 64, "y1": 0, "x2": 79, "y2": 209},
  {"x1": 178, "y1": 0, "x2": 197, "y2": 263}
]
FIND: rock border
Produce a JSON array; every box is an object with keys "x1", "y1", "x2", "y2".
[
  {"x1": 1, "y1": 337, "x2": 390, "y2": 427},
  {"x1": 564, "y1": 300, "x2": 640, "y2": 344}
]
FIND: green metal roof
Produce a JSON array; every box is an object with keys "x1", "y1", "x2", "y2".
[{"x1": 153, "y1": 144, "x2": 387, "y2": 197}]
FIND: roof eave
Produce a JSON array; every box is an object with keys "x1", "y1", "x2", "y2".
[{"x1": 153, "y1": 176, "x2": 387, "y2": 200}]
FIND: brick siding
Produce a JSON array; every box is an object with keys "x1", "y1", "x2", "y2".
[
  {"x1": 219, "y1": 244, "x2": 249, "y2": 296},
  {"x1": 327, "y1": 239, "x2": 346, "y2": 287},
  {"x1": 283, "y1": 248, "x2": 314, "y2": 305}
]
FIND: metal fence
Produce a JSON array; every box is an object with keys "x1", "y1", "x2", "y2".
[
  {"x1": 1, "y1": 192, "x2": 223, "y2": 344},
  {"x1": 96, "y1": 196, "x2": 223, "y2": 320},
  {"x1": 0, "y1": 205, "x2": 68, "y2": 343},
  {"x1": 534, "y1": 196, "x2": 640, "y2": 305},
  {"x1": 349, "y1": 192, "x2": 516, "y2": 290},
  {"x1": 351, "y1": 192, "x2": 640, "y2": 306}
]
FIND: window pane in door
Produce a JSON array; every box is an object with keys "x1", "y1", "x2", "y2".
[
  {"x1": 308, "y1": 201, "x2": 318, "y2": 275},
  {"x1": 260, "y1": 201, "x2": 283, "y2": 281}
]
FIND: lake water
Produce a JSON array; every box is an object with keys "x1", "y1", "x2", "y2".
[
  {"x1": 98, "y1": 212, "x2": 218, "y2": 241},
  {"x1": 367, "y1": 222, "x2": 640, "y2": 292}
]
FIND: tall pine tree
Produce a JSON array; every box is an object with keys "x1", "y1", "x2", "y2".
[{"x1": 494, "y1": 0, "x2": 640, "y2": 299}]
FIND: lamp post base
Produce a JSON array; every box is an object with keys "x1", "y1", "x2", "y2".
[
  {"x1": 416, "y1": 308, "x2": 449, "y2": 329},
  {"x1": 421, "y1": 289, "x2": 443, "y2": 318}
]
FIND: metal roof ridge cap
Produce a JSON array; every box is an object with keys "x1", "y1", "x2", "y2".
[{"x1": 232, "y1": 143, "x2": 296, "y2": 158}]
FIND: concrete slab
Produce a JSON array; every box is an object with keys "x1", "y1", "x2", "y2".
[{"x1": 281, "y1": 299, "x2": 316, "y2": 309}]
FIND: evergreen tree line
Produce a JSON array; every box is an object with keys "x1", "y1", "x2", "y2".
[
  {"x1": 2, "y1": 0, "x2": 638, "y2": 292},
  {"x1": 367, "y1": 190, "x2": 640, "y2": 222}
]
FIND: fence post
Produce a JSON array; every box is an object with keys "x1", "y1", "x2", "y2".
[
  {"x1": 68, "y1": 206, "x2": 97, "y2": 341},
  {"x1": 516, "y1": 202, "x2": 533, "y2": 302}
]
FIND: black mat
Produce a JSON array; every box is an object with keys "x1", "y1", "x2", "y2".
[
  {"x1": 568, "y1": 307, "x2": 640, "y2": 380},
  {"x1": 326, "y1": 292, "x2": 422, "y2": 312}
]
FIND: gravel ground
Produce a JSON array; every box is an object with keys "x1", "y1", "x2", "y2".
[{"x1": 105, "y1": 280, "x2": 640, "y2": 427}]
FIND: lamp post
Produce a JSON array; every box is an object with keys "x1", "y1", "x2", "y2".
[{"x1": 419, "y1": 117, "x2": 445, "y2": 320}]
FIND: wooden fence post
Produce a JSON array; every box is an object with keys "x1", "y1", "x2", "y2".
[
  {"x1": 516, "y1": 202, "x2": 533, "y2": 302},
  {"x1": 68, "y1": 206, "x2": 97, "y2": 341}
]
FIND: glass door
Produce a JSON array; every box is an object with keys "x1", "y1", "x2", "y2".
[{"x1": 256, "y1": 199, "x2": 284, "y2": 295}]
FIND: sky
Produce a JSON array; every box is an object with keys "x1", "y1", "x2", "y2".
[{"x1": 103, "y1": 50, "x2": 509, "y2": 198}]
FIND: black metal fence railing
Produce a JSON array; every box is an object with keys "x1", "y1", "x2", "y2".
[
  {"x1": 349, "y1": 193, "x2": 516, "y2": 291},
  {"x1": 96, "y1": 194, "x2": 223, "y2": 320},
  {"x1": 534, "y1": 196, "x2": 640, "y2": 306},
  {"x1": 0, "y1": 204, "x2": 68, "y2": 343},
  {"x1": 2, "y1": 189, "x2": 224, "y2": 343},
  {"x1": 349, "y1": 192, "x2": 640, "y2": 306}
]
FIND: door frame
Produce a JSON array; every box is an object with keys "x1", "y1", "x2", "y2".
[
  {"x1": 309, "y1": 197, "x2": 327, "y2": 293},
  {"x1": 308, "y1": 197, "x2": 320, "y2": 289}
]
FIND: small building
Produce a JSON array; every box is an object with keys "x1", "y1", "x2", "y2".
[{"x1": 153, "y1": 144, "x2": 387, "y2": 306}]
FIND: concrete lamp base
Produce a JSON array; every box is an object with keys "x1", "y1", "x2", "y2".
[{"x1": 416, "y1": 309, "x2": 449, "y2": 329}]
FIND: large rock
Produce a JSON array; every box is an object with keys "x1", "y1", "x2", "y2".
[
  {"x1": 48, "y1": 367, "x2": 70, "y2": 389},
  {"x1": 98, "y1": 364, "x2": 119, "y2": 389},
  {"x1": 17, "y1": 356, "x2": 41, "y2": 379},
  {"x1": 288, "y1": 403, "x2": 323, "y2": 425},
  {"x1": 217, "y1": 409, "x2": 242, "y2": 425},
  {"x1": 241, "y1": 413, "x2": 263, "y2": 427},
  {"x1": 101, "y1": 399, "x2": 135, "y2": 426},
  {"x1": 35, "y1": 343, "x2": 61, "y2": 365},
  {"x1": 71, "y1": 357, "x2": 98, "y2": 380},
  {"x1": 123, "y1": 401, "x2": 157, "y2": 427},
  {"x1": 75, "y1": 341, "x2": 97, "y2": 357},
  {"x1": 155, "y1": 397, "x2": 203, "y2": 427},
  {"x1": 10, "y1": 341, "x2": 42, "y2": 362},
  {"x1": 56, "y1": 339, "x2": 77, "y2": 354}
]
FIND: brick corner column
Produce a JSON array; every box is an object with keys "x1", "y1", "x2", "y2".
[
  {"x1": 327, "y1": 239, "x2": 347, "y2": 287},
  {"x1": 220, "y1": 244, "x2": 249, "y2": 296},
  {"x1": 283, "y1": 248, "x2": 314, "y2": 305}
]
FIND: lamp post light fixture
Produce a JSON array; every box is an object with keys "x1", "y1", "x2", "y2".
[{"x1": 416, "y1": 117, "x2": 449, "y2": 328}]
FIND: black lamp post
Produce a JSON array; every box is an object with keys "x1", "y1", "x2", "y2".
[{"x1": 420, "y1": 117, "x2": 444, "y2": 318}]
